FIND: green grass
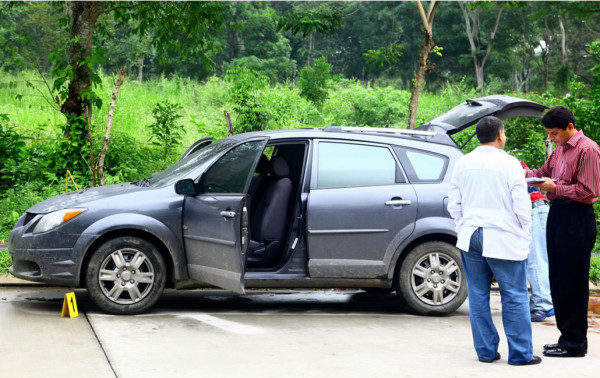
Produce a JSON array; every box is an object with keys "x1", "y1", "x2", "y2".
[{"x1": 0, "y1": 250, "x2": 10, "y2": 275}]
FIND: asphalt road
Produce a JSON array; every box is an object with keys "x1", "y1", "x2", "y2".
[{"x1": 1, "y1": 286, "x2": 600, "y2": 378}]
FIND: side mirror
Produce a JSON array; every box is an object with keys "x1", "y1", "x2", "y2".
[{"x1": 174, "y1": 179, "x2": 197, "y2": 195}]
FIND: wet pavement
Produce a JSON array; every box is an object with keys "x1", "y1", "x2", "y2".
[{"x1": 1, "y1": 285, "x2": 599, "y2": 378}]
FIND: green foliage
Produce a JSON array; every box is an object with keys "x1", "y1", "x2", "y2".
[
  {"x1": 590, "y1": 256, "x2": 600, "y2": 285},
  {"x1": 298, "y1": 56, "x2": 334, "y2": 111},
  {"x1": 225, "y1": 67, "x2": 271, "y2": 133},
  {"x1": 147, "y1": 100, "x2": 184, "y2": 165},
  {"x1": 277, "y1": 4, "x2": 343, "y2": 37},
  {"x1": 0, "y1": 250, "x2": 10, "y2": 275},
  {"x1": 119, "y1": 2, "x2": 227, "y2": 67},
  {"x1": 323, "y1": 80, "x2": 411, "y2": 127},
  {"x1": 504, "y1": 118, "x2": 547, "y2": 167},
  {"x1": 103, "y1": 131, "x2": 161, "y2": 182},
  {"x1": 0, "y1": 113, "x2": 27, "y2": 187},
  {"x1": 563, "y1": 40, "x2": 600, "y2": 144},
  {"x1": 0, "y1": 182, "x2": 64, "y2": 241},
  {"x1": 364, "y1": 44, "x2": 403, "y2": 69}
]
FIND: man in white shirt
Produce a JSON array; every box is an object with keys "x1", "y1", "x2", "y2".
[{"x1": 448, "y1": 116, "x2": 541, "y2": 365}]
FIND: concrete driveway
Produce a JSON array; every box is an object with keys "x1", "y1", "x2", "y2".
[{"x1": 1, "y1": 284, "x2": 599, "y2": 378}]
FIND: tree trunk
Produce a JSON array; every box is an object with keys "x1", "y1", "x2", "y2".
[
  {"x1": 559, "y1": 17, "x2": 567, "y2": 66},
  {"x1": 475, "y1": 64, "x2": 485, "y2": 92},
  {"x1": 459, "y1": 2, "x2": 504, "y2": 94},
  {"x1": 62, "y1": 1, "x2": 105, "y2": 138},
  {"x1": 408, "y1": 32, "x2": 435, "y2": 129},
  {"x1": 407, "y1": 0, "x2": 440, "y2": 129},
  {"x1": 97, "y1": 69, "x2": 126, "y2": 186},
  {"x1": 137, "y1": 56, "x2": 144, "y2": 83},
  {"x1": 224, "y1": 110, "x2": 234, "y2": 136}
]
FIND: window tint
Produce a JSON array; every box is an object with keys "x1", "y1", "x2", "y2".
[
  {"x1": 317, "y1": 142, "x2": 397, "y2": 188},
  {"x1": 201, "y1": 141, "x2": 264, "y2": 193},
  {"x1": 394, "y1": 146, "x2": 448, "y2": 182}
]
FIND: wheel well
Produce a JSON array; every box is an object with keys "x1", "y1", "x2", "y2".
[
  {"x1": 392, "y1": 233, "x2": 457, "y2": 280},
  {"x1": 79, "y1": 229, "x2": 175, "y2": 288}
]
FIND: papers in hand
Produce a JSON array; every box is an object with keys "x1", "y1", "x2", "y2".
[{"x1": 526, "y1": 177, "x2": 556, "y2": 184}]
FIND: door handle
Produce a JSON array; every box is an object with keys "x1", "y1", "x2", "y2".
[
  {"x1": 385, "y1": 199, "x2": 412, "y2": 206},
  {"x1": 220, "y1": 211, "x2": 236, "y2": 218}
]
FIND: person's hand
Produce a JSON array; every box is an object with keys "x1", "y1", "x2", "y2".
[{"x1": 537, "y1": 177, "x2": 557, "y2": 193}]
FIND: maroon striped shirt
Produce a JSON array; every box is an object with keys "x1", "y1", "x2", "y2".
[{"x1": 527, "y1": 130, "x2": 600, "y2": 204}]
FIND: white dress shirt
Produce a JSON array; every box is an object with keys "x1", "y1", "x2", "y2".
[{"x1": 448, "y1": 146, "x2": 532, "y2": 261}]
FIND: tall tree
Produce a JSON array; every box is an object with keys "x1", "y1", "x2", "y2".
[
  {"x1": 276, "y1": 2, "x2": 343, "y2": 66},
  {"x1": 458, "y1": 1, "x2": 505, "y2": 93},
  {"x1": 407, "y1": 0, "x2": 441, "y2": 129},
  {"x1": 55, "y1": 1, "x2": 226, "y2": 141}
]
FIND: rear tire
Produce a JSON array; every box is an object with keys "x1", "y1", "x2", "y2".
[
  {"x1": 85, "y1": 236, "x2": 166, "y2": 315},
  {"x1": 395, "y1": 241, "x2": 466, "y2": 315}
]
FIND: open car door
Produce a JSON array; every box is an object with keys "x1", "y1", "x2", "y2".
[{"x1": 180, "y1": 139, "x2": 266, "y2": 293}]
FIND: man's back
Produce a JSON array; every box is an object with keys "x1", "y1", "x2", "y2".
[{"x1": 448, "y1": 146, "x2": 531, "y2": 260}]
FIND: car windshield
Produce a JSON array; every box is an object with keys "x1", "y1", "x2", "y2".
[{"x1": 147, "y1": 139, "x2": 237, "y2": 187}]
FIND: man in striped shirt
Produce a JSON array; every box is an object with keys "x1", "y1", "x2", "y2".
[{"x1": 525, "y1": 105, "x2": 600, "y2": 358}]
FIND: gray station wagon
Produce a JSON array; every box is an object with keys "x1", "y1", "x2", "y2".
[{"x1": 8, "y1": 95, "x2": 547, "y2": 315}]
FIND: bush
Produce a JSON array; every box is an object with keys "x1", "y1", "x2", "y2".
[
  {"x1": 323, "y1": 80, "x2": 411, "y2": 127},
  {"x1": 103, "y1": 131, "x2": 163, "y2": 181},
  {"x1": 591, "y1": 257, "x2": 600, "y2": 285},
  {"x1": 299, "y1": 56, "x2": 333, "y2": 111},
  {"x1": 0, "y1": 114, "x2": 27, "y2": 187},
  {"x1": 147, "y1": 100, "x2": 185, "y2": 166},
  {"x1": 225, "y1": 67, "x2": 271, "y2": 133},
  {"x1": 0, "y1": 182, "x2": 64, "y2": 241}
]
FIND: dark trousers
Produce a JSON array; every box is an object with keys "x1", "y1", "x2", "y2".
[{"x1": 546, "y1": 202, "x2": 597, "y2": 353}]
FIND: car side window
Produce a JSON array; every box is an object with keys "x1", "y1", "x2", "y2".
[
  {"x1": 394, "y1": 146, "x2": 448, "y2": 182},
  {"x1": 317, "y1": 142, "x2": 399, "y2": 188},
  {"x1": 200, "y1": 140, "x2": 264, "y2": 193}
]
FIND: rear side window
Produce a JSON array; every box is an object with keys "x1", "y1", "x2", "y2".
[
  {"x1": 317, "y1": 142, "x2": 399, "y2": 188},
  {"x1": 394, "y1": 146, "x2": 448, "y2": 182},
  {"x1": 201, "y1": 140, "x2": 264, "y2": 193}
]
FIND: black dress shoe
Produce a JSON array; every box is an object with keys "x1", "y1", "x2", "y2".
[
  {"x1": 479, "y1": 352, "x2": 501, "y2": 363},
  {"x1": 543, "y1": 347, "x2": 585, "y2": 358},
  {"x1": 543, "y1": 343, "x2": 560, "y2": 351},
  {"x1": 508, "y1": 355, "x2": 542, "y2": 365}
]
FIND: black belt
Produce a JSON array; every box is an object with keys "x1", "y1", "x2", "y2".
[{"x1": 532, "y1": 199, "x2": 548, "y2": 209}]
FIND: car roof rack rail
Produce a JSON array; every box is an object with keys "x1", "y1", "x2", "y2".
[{"x1": 323, "y1": 126, "x2": 436, "y2": 137}]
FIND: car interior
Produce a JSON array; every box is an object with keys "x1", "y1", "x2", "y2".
[{"x1": 246, "y1": 143, "x2": 307, "y2": 269}]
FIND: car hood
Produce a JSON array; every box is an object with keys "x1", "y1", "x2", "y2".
[
  {"x1": 416, "y1": 95, "x2": 548, "y2": 136},
  {"x1": 28, "y1": 182, "x2": 148, "y2": 213}
]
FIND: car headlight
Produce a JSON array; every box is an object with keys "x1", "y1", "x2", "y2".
[{"x1": 33, "y1": 208, "x2": 87, "y2": 234}]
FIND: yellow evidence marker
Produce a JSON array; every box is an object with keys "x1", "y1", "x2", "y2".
[{"x1": 61, "y1": 292, "x2": 79, "y2": 318}]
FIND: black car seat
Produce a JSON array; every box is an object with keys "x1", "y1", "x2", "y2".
[
  {"x1": 247, "y1": 155, "x2": 293, "y2": 268},
  {"x1": 247, "y1": 154, "x2": 270, "y2": 215}
]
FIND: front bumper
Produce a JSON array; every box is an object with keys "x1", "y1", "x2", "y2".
[
  {"x1": 9, "y1": 247, "x2": 80, "y2": 286},
  {"x1": 8, "y1": 216, "x2": 84, "y2": 287}
]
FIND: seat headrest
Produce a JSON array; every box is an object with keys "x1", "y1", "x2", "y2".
[
  {"x1": 271, "y1": 156, "x2": 290, "y2": 178},
  {"x1": 255, "y1": 154, "x2": 270, "y2": 175}
]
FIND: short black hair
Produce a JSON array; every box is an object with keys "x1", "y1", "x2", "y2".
[
  {"x1": 541, "y1": 105, "x2": 575, "y2": 130},
  {"x1": 476, "y1": 116, "x2": 504, "y2": 144}
]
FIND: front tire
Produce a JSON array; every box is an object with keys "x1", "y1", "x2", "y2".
[
  {"x1": 85, "y1": 236, "x2": 166, "y2": 315},
  {"x1": 395, "y1": 241, "x2": 466, "y2": 315}
]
